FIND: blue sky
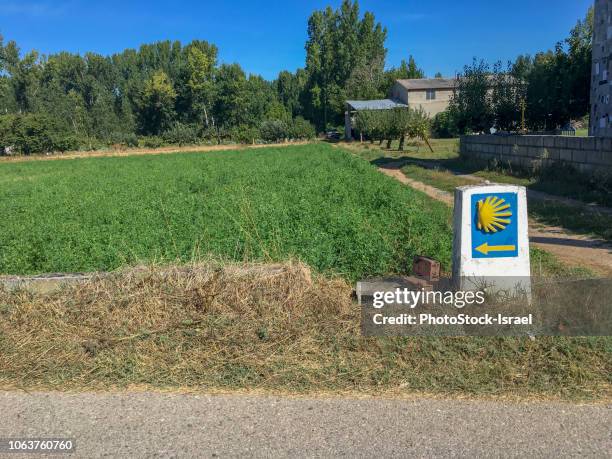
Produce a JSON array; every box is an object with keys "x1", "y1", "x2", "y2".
[{"x1": 0, "y1": 0, "x2": 594, "y2": 80}]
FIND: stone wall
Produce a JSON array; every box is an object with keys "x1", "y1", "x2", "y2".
[{"x1": 460, "y1": 135, "x2": 612, "y2": 175}]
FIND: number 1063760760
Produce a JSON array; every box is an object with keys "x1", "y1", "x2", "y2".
[{"x1": 1, "y1": 438, "x2": 75, "y2": 453}]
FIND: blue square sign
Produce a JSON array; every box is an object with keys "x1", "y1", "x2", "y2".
[{"x1": 471, "y1": 192, "x2": 519, "y2": 258}]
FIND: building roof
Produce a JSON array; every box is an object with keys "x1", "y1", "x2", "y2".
[
  {"x1": 395, "y1": 78, "x2": 457, "y2": 90},
  {"x1": 346, "y1": 99, "x2": 408, "y2": 110}
]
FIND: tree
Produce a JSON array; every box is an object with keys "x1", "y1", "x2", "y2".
[
  {"x1": 431, "y1": 110, "x2": 458, "y2": 138},
  {"x1": 275, "y1": 69, "x2": 306, "y2": 117},
  {"x1": 345, "y1": 55, "x2": 385, "y2": 100},
  {"x1": 354, "y1": 106, "x2": 431, "y2": 151},
  {"x1": 448, "y1": 59, "x2": 494, "y2": 134},
  {"x1": 354, "y1": 109, "x2": 385, "y2": 143},
  {"x1": 516, "y1": 6, "x2": 592, "y2": 129},
  {"x1": 2, "y1": 41, "x2": 41, "y2": 113},
  {"x1": 565, "y1": 6, "x2": 593, "y2": 119},
  {"x1": 244, "y1": 75, "x2": 277, "y2": 126},
  {"x1": 185, "y1": 43, "x2": 217, "y2": 128},
  {"x1": 260, "y1": 119, "x2": 288, "y2": 142},
  {"x1": 405, "y1": 106, "x2": 433, "y2": 153},
  {"x1": 381, "y1": 56, "x2": 424, "y2": 94},
  {"x1": 491, "y1": 61, "x2": 523, "y2": 131},
  {"x1": 136, "y1": 70, "x2": 177, "y2": 135},
  {"x1": 392, "y1": 108, "x2": 412, "y2": 150},
  {"x1": 304, "y1": 0, "x2": 386, "y2": 129},
  {"x1": 213, "y1": 63, "x2": 247, "y2": 128}
]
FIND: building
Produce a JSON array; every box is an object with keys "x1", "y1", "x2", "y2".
[
  {"x1": 344, "y1": 78, "x2": 457, "y2": 139},
  {"x1": 590, "y1": 0, "x2": 612, "y2": 137},
  {"x1": 390, "y1": 78, "x2": 457, "y2": 117}
]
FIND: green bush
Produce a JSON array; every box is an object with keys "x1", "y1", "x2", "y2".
[
  {"x1": 289, "y1": 117, "x2": 316, "y2": 140},
  {"x1": 0, "y1": 114, "x2": 58, "y2": 154},
  {"x1": 431, "y1": 111, "x2": 458, "y2": 138},
  {"x1": 199, "y1": 127, "x2": 220, "y2": 143},
  {"x1": 139, "y1": 136, "x2": 165, "y2": 149},
  {"x1": 50, "y1": 133, "x2": 80, "y2": 152},
  {"x1": 260, "y1": 120, "x2": 288, "y2": 142},
  {"x1": 230, "y1": 124, "x2": 260, "y2": 144},
  {"x1": 124, "y1": 133, "x2": 138, "y2": 148},
  {"x1": 162, "y1": 122, "x2": 200, "y2": 146},
  {"x1": 109, "y1": 132, "x2": 138, "y2": 148}
]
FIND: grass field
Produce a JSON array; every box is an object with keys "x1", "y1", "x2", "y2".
[
  {"x1": 0, "y1": 143, "x2": 452, "y2": 279},
  {"x1": 0, "y1": 143, "x2": 609, "y2": 400},
  {"x1": 347, "y1": 138, "x2": 460, "y2": 162}
]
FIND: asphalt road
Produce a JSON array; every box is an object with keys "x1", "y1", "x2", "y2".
[{"x1": 1, "y1": 391, "x2": 610, "y2": 457}]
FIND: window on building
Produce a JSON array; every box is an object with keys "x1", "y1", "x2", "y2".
[{"x1": 426, "y1": 89, "x2": 436, "y2": 100}]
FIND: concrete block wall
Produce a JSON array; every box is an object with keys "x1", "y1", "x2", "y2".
[{"x1": 460, "y1": 135, "x2": 612, "y2": 176}]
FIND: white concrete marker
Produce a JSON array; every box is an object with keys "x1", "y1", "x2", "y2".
[{"x1": 452, "y1": 184, "x2": 530, "y2": 295}]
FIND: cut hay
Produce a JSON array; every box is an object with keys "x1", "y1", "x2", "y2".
[{"x1": 0, "y1": 261, "x2": 609, "y2": 400}]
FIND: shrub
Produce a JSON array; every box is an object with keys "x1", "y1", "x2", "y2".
[
  {"x1": 50, "y1": 133, "x2": 80, "y2": 152},
  {"x1": 139, "y1": 136, "x2": 164, "y2": 149},
  {"x1": 0, "y1": 114, "x2": 56, "y2": 154},
  {"x1": 201, "y1": 127, "x2": 219, "y2": 143},
  {"x1": 109, "y1": 132, "x2": 138, "y2": 148},
  {"x1": 162, "y1": 122, "x2": 200, "y2": 146},
  {"x1": 123, "y1": 133, "x2": 138, "y2": 148},
  {"x1": 230, "y1": 124, "x2": 260, "y2": 144},
  {"x1": 431, "y1": 111, "x2": 458, "y2": 138},
  {"x1": 260, "y1": 120, "x2": 288, "y2": 143},
  {"x1": 289, "y1": 117, "x2": 316, "y2": 140}
]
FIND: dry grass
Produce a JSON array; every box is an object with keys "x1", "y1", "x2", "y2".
[
  {"x1": 0, "y1": 261, "x2": 610, "y2": 400},
  {"x1": 0, "y1": 141, "x2": 310, "y2": 163}
]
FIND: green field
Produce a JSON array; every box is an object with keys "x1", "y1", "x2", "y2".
[
  {"x1": 1, "y1": 143, "x2": 610, "y2": 400},
  {"x1": 0, "y1": 144, "x2": 452, "y2": 279}
]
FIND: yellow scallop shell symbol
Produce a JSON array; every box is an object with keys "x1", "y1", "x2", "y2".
[{"x1": 477, "y1": 196, "x2": 512, "y2": 233}]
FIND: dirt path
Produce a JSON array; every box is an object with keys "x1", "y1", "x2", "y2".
[
  {"x1": 0, "y1": 141, "x2": 310, "y2": 164},
  {"x1": 379, "y1": 162, "x2": 612, "y2": 276},
  {"x1": 401, "y1": 157, "x2": 612, "y2": 215}
]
